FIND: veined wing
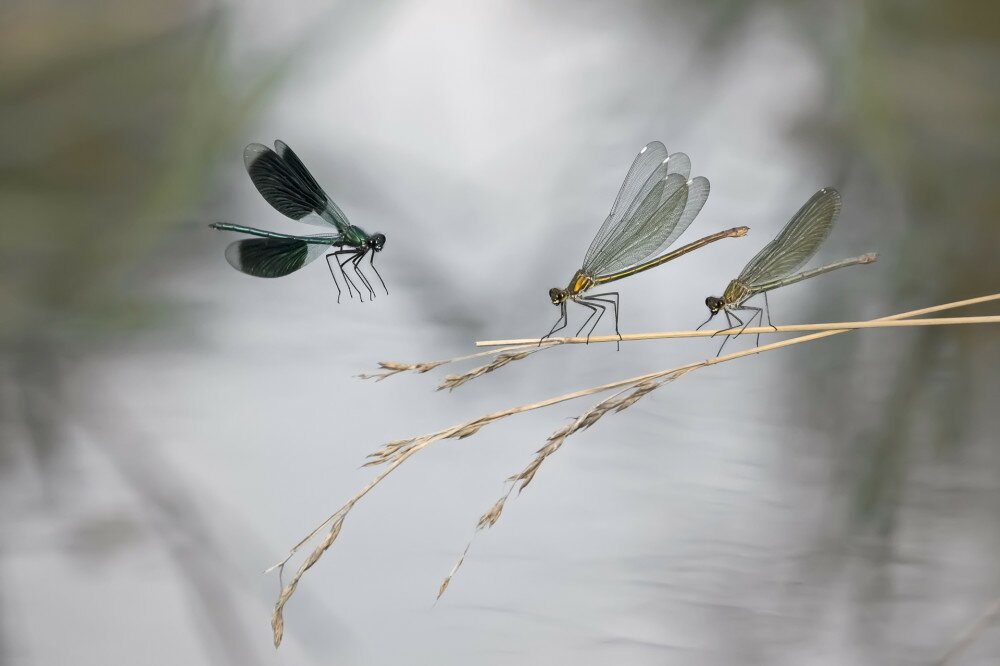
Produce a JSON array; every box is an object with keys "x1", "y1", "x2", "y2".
[
  {"x1": 642, "y1": 174, "x2": 709, "y2": 256},
  {"x1": 663, "y1": 152, "x2": 691, "y2": 180},
  {"x1": 244, "y1": 141, "x2": 351, "y2": 233},
  {"x1": 583, "y1": 147, "x2": 698, "y2": 271},
  {"x1": 585, "y1": 173, "x2": 699, "y2": 277},
  {"x1": 738, "y1": 188, "x2": 841, "y2": 288},
  {"x1": 223, "y1": 236, "x2": 336, "y2": 278},
  {"x1": 583, "y1": 141, "x2": 668, "y2": 268}
]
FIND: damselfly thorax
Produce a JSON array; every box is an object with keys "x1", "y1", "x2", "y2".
[
  {"x1": 721, "y1": 280, "x2": 753, "y2": 308},
  {"x1": 549, "y1": 270, "x2": 597, "y2": 305}
]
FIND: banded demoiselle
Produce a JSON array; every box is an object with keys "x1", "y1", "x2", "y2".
[
  {"x1": 700, "y1": 187, "x2": 878, "y2": 351},
  {"x1": 211, "y1": 140, "x2": 386, "y2": 302},
  {"x1": 546, "y1": 141, "x2": 748, "y2": 345}
]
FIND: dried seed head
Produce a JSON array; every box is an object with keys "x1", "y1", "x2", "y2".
[{"x1": 477, "y1": 496, "x2": 507, "y2": 529}]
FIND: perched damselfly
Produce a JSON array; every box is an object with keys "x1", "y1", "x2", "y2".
[
  {"x1": 546, "y1": 141, "x2": 747, "y2": 344},
  {"x1": 211, "y1": 140, "x2": 386, "y2": 301},
  {"x1": 699, "y1": 187, "x2": 877, "y2": 351}
]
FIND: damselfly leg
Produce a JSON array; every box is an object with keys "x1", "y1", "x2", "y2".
[
  {"x1": 324, "y1": 254, "x2": 344, "y2": 303},
  {"x1": 574, "y1": 299, "x2": 604, "y2": 340},
  {"x1": 714, "y1": 310, "x2": 745, "y2": 355},
  {"x1": 583, "y1": 292, "x2": 621, "y2": 349},
  {"x1": 350, "y1": 251, "x2": 376, "y2": 300},
  {"x1": 370, "y1": 252, "x2": 388, "y2": 295},
  {"x1": 541, "y1": 302, "x2": 568, "y2": 345},
  {"x1": 333, "y1": 249, "x2": 363, "y2": 300}
]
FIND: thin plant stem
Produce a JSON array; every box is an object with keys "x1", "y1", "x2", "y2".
[
  {"x1": 356, "y1": 342, "x2": 558, "y2": 381},
  {"x1": 476, "y1": 315, "x2": 1000, "y2": 347},
  {"x1": 269, "y1": 292, "x2": 1000, "y2": 646}
]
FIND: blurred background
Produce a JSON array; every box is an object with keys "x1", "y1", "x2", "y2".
[{"x1": 2, "y1": 0, "x2": 998, "y2": 664}]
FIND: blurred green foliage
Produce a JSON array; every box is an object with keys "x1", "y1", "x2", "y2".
[{"x1": 0, "y1": 1, "x2": 287, "y2": 345}]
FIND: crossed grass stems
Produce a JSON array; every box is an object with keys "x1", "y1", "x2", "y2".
[{"x1": 269, "y1": 293, "x2": 1000, "y2": 649}]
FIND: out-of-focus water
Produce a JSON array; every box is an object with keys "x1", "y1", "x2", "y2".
[{"x1": 3, "y1": 1, "x2": 999, "y2": 665}]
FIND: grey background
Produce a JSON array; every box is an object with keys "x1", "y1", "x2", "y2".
[{"x1": 2, "y1": 0, "x2": 998, "y2": 664}]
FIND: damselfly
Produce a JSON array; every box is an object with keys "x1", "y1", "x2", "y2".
[
  {"x1": 699, "y1": 187, "x2": 877, "y2": 351},
  {"x1": 211, "y1": 140, "x2": 386, "y2": 301},
  {"x1": 546, "y1": 141, "x2": 747, "y2": 344}
]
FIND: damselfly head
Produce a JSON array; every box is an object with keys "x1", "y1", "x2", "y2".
[
  {"x1": 549, "y1": 287, "x2": 567, "y2": 305},
  {"x1": 705, "y1": 296, "x2": 724, "y2": 315},
  {"x1": 369, "y1": 233, "x2": 386, "y2": 252}
]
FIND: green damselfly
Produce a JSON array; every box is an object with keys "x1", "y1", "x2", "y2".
[
  {"x1": 211, "y1": 140, "x2": 386, "y2": 301},
  {"x1": 699, "y1": 187, "x2": 877, "y2": 351},
  {"x1": 546, "y1": 141, "x2": 747, "y2": 345}
]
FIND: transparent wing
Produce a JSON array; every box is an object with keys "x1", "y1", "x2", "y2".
[
  {"x1": 644, "y1": 175, "x2": 709, "y2": 256},
  {"x1": 738, "y1": 188, "x2": 842, "y2": 287},
  {"x1": 222, "y1": 237, "x2": 332, "y2": 278},
  {"x1": 583, "y1": 141, "x2": 668, "y2": 268},
  {"x1": 244, "y1": 141, "x2": 351, "y2": 233},
  {"x1": 583, "y1": 173, "x2": 692, "y2": 277},
  {"x1": 664, "y1": 152, "x2": 691, "y2": 180}
]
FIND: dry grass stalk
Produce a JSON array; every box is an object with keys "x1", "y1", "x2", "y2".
[
  {"x1": 936, "y1": 596, "x2": 1000, "y2": 665},
  {"x1": 476, "y1": 315, "x2": 1000, "y2": 347},
  {"x1": 271, "y1": 512, "x2": 345, "y2": 647},
  {"x1": 270, "y1": 292, "x2": 1000, "y2": 645},
  {"x1": 437, "y1": 370, "x2": 695, "y2": 593},
  {"x1": 357, "y1": 342, "x2": 558, "y2": 382},
  {"x1": 436, "y1": 542, "x2": 472, "y2": 601},
  {"x1": 433, "y1": 294, "x2": 1000, "y2": 597},
  {"x1": 438, "y1": 349, "x2": 539, "y2": 390},
  {"x1": 356, "y1": 360, "x2": 447, "y2": 381}
]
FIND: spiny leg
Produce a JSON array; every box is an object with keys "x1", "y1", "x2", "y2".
[
  {"x1": 732, "y1": 305, "x2": 763, "y2": 346},
  {"x1": 332, "y1": 249, "x2": 362, "y2": 300},
  {"x1": 369, "y1": 251, "x2": 388, "y2": 295},
  {"x1": 541, "y1": 302, "x2": 568, "y2": 345},
  {"x1": 588, "y1": 292, "x2": 621, "y2": 344},
  {"x1": 586, "y1": 292, "x2": 620, "y2": 349},
  {"x1": 354, "y1": 252, "x2": 376, "y2": 300},
  {"x1": 576, "y1": 299, "x2": 607, "y2": 343},
  {"x1": 337, "y1": 251, "x2": 364, "y2": 301},
  {"x1": 715, "y1": 310, "x2": 745, "y2": 356},
  {"x1": 324, "y1": 254, "x2": 344, "y2": 303},
  {"x1": 574, "y1": 300, "x2": 601, "y2": 339},
  {"x1": 345, "y1": 251, "x2": 371, "y2": 299},
  {"x1": 714, "y1": 310, "x2": 746, "y2": 337},
  {"x1": 763, "y1": 291, "x2": 778, "y2": 331},
  {"x1": 351, "y1": 251, "x2": 376, "y2": 300}
]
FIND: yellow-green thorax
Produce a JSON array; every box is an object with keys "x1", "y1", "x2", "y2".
[{"x1": 721, "y1": 279, "x2": 753, "y2": 306}]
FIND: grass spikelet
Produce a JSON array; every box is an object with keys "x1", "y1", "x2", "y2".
[
  {"x1": 269, "y1": 293, "x2": 1000, "y2": 642},
  {"x1": 438, "y1": 349, "x2": 537, "y2": 390},
  {"x1": 271, "y1": 513, "x2": 346, "y2": 646},
  {"x1": 437, "y1": 542, "x2": 472, "y2": 601},
  {"x1": 356, "y1": 360, "x2": 447, "y2": 381},
  {"x1": 477, "y1": 496, "x2": 507, "y2": 529}
]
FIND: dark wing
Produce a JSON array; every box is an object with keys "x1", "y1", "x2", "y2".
[
  {"x1": 244, "y1": 141, "x2": 351, "y2": 232},
  {"x1": 222, "y1": 237, "x2": 333, "y2": 278},
  {"x1": 583, "y1": 141, "x2": 669, "y2": 268},
  {"x1": 738, "y1": 188, "x2": 841, "y2": 287}
]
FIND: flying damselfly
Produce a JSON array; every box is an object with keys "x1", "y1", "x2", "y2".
[
  {"x1": 699, "y1": 187, "x2": 877, "y2": 352},
  {"x1": 210, "y1": 140, "x2": 386, "y2": 301},
  {"x1": 545, "y1": 141, "x2": 748, "y2": 345}
]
